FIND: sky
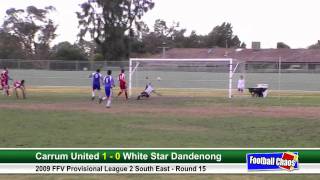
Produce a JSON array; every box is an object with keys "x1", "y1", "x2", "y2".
[{"x1": 0, "y1": 0, "x2": 320, "y2": 48}]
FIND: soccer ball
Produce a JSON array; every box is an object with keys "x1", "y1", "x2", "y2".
[{"x1": 157, "y1": 77, "x2": 161, "y2": 81}]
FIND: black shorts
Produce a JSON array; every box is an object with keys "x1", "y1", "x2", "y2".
[{"x1": 141, "y1": 92, "x2": 150, "y2": 98}]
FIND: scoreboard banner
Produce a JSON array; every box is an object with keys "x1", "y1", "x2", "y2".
[{"x1": 0, "y1": 148, "x2": 319, "y2": 174}]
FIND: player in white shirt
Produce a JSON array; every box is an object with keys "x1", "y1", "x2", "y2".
[
  {"x1": 137, "y1": 77, "x2": 161, "y2": 100},
  {"x1": 137, "y1": 83, "x2": 154, "y2": 100},
  {"x1": 237, "y1": 75, "x2": 245, "y2": 93},
  {"x1": 13, "y1": 80, "x2": 26, "y2": 99}
]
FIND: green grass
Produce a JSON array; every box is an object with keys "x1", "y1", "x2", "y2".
[
  {"x1": 0, "y1": 90, "x2": 320, "y2": 179},
  {"x1": 0, "y1": 91, "x2": 319, "y2": 147},
  {"x1": 0, "y1": 109, "x2": 319, "y2": 148},
  {"x1": 3, "y1": 92, "x2": 320, "y2": 107}
]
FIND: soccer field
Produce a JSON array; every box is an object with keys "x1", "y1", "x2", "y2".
[
  {"x1": 1, "y1": 87, "x2": 320, "y2": 148},
  {"x1": 9, "y1": 69, "x2": 320, "y2": 91},
  {"x1": 0, "y1": 87, "x2": 319, "y2": 179}
]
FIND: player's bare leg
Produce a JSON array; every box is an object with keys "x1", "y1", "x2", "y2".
[
  {"x1": 125, "y1": 90, "x2": 128, "y2": 100},
  {"x1": 117, "y1": 89, "x2": 128, "y2": 100},
  {"x1": 238, "y1": 88, "x2": 244, "y2": 96},
  {"x1": 98, "y1": 90, "x2": 103, "y2": 104},
  {"x1": 14, "y1": 89, "x2": 19, "y2": 99},
  {"x1": 22, "y1": 88, "x2": 26, "y2": 99},
  {"x1": 91, "y1": 90, "x2": 96, "y2": 101},
  {"x1": 4, "y1": 85, "x2": 10, "y2": 96}
]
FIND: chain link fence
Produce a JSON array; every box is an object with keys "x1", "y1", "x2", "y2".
[{"x1": 1, "y1": 59, "x2": 320, "y2": 92}]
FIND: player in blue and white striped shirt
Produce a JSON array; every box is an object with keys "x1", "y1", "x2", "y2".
[
  {"x1": 89, "y1": 69, "x2": 103, "y2": 103},
  {"x1": 102, "y1": 70, "x2": 115, "y2": 108}
]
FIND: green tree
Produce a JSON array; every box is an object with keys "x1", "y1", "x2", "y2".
[
  {"x1": 308, "y1": 40, "x2": 320, "y2": 49},
  {"x1": 51, "y1": 42, "x2": 88, "y2": 61},
  {"x1": 231, "y1": 35, "x2": 241, "y2": 48},
  {"x1": 131, "y1": 21, "x2": 149, "y2": 54},
  {"x1": 152, "y1": 19, "x2": 187, "y2": 47},
  {"x1": 77, "y1": 40, "x2": 100, "y2": 60},
  {"x1": 183, "y1": 31, "x2": 203, "y2": 48},
  {"x1": 277, "y1": 42, "x2": 290, "y2": 49},
  {"x1": 240, "y1": 42, "x2": 247, "y2": 48},
  {"x1": 137, "y1": 19, "x2": 188, "y2": 53},
  {"x1": 153, "y1": 19, "x2": 179, "y2": 39},
  {"x1": 0, "y1": 29, "x2": 25, "y2": 59},
  {"x1": 171, "y1": 29, "x2": 187, "y2": 48},
  {"x1": 2, "y1": 6, "x2": 57, "y2": 59},
  {"x1": 137, "y1": 31, "x2": 160, "y2": 54},
  {"x1": 77, "y1": 0, "x2": 154, "y2": 61},
  {"x1": 206, "y1": 22, "x2": 242, "y2": 48}
]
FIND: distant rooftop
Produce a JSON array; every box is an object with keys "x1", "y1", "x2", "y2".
[{"x1": 147, "y1": 48, "x2": 320, "y2": 63}]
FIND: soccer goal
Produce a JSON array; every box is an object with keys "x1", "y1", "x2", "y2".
[{"x1": 129, "y1": 58, "x2": 242, "y2": 98}]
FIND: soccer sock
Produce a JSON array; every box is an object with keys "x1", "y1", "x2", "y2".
[
  {"x1": 106, "y1": 99, "x2": 111, "y2": 107},
  {"x1": 5, "y1": 87, "x2": 9, "y2": 96},
  {"x1": 125, "y1": 92, "x2": 128, "y2": 99},
  {"x1": 22, "y1": 90, "x2": 26, "y2": 99},
  {"x1": 98, "y1": 91, "x2": 102, "y2": 99},
  {"x1": 92, "y1": 91, "x2": 95, "y2": 97},
  {"x1": 117, "y1": 91, "x2": 122, "y2": 96}
]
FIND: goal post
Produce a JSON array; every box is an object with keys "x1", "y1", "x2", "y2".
[{"x1": 129, "y1": 58, "x2": 240, "y2": 98}]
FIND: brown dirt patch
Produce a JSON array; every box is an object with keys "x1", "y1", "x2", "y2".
[{"x1": 0, "y1": 101, "x2": 319, "y2": 119}]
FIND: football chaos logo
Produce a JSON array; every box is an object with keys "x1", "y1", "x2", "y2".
[{"x1": 246, "y1": 152, "x2": 299, "y2": 171}]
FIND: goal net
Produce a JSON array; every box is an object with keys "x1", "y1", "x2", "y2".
[{"x1": 129, "y1": 58, "x2": 243, "y2": 98}]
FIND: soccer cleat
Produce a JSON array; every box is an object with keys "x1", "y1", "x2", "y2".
[
  {"x1": 99, "y1": 98, "x2": 103, "y2": 104},
  {"x1": 91, "y1": 97, "x2": 95, "y2": 101}
]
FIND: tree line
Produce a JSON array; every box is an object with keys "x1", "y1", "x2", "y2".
[{"x1": 0, "y1": 0, "x2": 319, "y2": 61}]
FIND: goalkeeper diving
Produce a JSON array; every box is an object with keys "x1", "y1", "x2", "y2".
[{"x1": 137, "y1": 77, "x2": 161, "y2": 100}]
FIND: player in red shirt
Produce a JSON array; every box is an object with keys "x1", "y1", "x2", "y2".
[
  {"x1": 1, "y1": 67, "x2": 10, "y2": 96},
  {"x1": 13, "y1": 80, "x2": 26, "y2": 99},
  {"x1": 117, "y1": 69, "x2": 128, "y2": 100},
  {"x1": 0, "y1": 72, "x2": 4, "y2": 90}
]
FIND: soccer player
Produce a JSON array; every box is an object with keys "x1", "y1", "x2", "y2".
[
  {"x1": 0, "y1": 70, "x2": 3, "y2": 91},
  {"x1": 237, "y1": 75, "x2": 245, "y2": 94},
  {"x1": 137, "y1": 77, "x2": 161, "y2": 100},
  {"x1": 1, "y1": 67, "x2": 10, "y2": 96},
  {"x1": 2, "y1": 67, "x2": 8, "y2": 75},
  {"x1": 13, "y1": 80, "x2": 26, "y2": 99},
  {"x1": 89, "y1": 69, "x2": 103, "y2": 103},
  {"x1": 103, "y1": 70, "x2": 115, "y2": 108},
  {"x1": 117, "y1": 69, "x2": 128, "y2": 100}
]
